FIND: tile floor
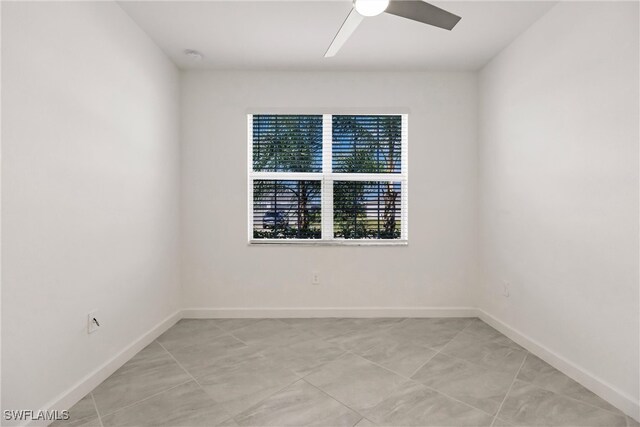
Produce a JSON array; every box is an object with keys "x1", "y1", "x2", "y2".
[{"x1": 53, "y1": 318, "x2": 636, "y2": 427}]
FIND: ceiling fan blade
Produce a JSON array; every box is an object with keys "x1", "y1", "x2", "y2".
[
  {"x1": 385, "y1": 1, "x2": 461, "y2": 30},
  {"x1": 325, "y1": 8, "x2": 364, "y2": 57}
]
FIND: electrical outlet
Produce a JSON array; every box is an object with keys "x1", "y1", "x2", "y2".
[
  {"x1": 502, "y1": 281, "x2": 510, "y2": 297},
  {"x1": 312, "y1": 271, "x2": 320, "y2": 285},
  {"x1": 88, "y1": 311, "x2": 100, "y2": 334}
]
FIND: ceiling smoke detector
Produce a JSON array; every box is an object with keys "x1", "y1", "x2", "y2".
[{"x1": 184, "y1": 49, "x2": 204, "y2": 61}]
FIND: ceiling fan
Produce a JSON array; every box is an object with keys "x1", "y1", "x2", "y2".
[{"x1": 325, "y1": 0, "x2": 462, "y2": 57}]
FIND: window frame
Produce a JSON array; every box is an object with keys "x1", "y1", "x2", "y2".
[{"x1": 248, "y1": 113, "x2": 408, "y2": 245}]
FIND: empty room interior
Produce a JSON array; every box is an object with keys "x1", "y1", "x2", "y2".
[{"x1": 1, "y1": 0, "x2": 639, "y2": 426}]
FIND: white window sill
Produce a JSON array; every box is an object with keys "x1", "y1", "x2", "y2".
[{"x1": 249, "y1": 239, "x2": 408, "y2": 246}]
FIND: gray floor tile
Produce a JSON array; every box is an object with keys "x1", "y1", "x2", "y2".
[
  {"x1": 280, "y1": 318, "x2": 362, "y2": 339},
  {"x1": 424, "y1": 317, "x2": 475, "y2": 330},
  {"x1": 491, "y1": 417, "x2": 515, "y2": 426},
  {"x1": 229, "y1": 319, "x2": 291, "y2": 339},
  {"x1": 189, "y1": 343, "x2": 267, "y2": 379},
  {"x1": 362, "y1": 335, "x2": 437, "y2": 377},
  {"x1": 351, "y1": 318, "x2": 407, "y2": 331},
  {"x1": 385, "y1": 318, "x2": 468, "y2": 350},
  {"x1": 363, "y1": 381, "x2": 494, "y2": 426},
  {"x1": 497, "y1": 380, "x2": 627, "y2": 426},
  {"x1": 157, "y1": 319, "x2": 226, "y2": 352},
  {"x1": 195, "y1": 351, "x2": 300, "y2": 416},
  {"x1": 73, "y1": 318, "x2": 627, "y2": 427},
  {"x1": 231, "y1": 319, "x2": 316, "y2": 347},
  {"x1": 517, "y1": 353, "x2": 622, "y2": 414},
  {"x1": 463, "y1": 320, "x2": 522, "y2": 350},
  {"x1": 354, "y1": 418, "x2": 377, "y2": 427},
  {"x1": 51, "y1": 417, "x2": 101, "y2": 427},
  {"x1": 50, "y1": 394, "x2": 98, "y2": 427},
  {"x1": 163, "y1": 334, "x2": 251, "y2": 378},
  {"x1": 256, "y1": 338, "x2": 346, "y2": 376},
  {"x1": 212, "y1": 318, "x2": 260, "y2": 332},
  {"x1": 304, "y1": 352, "x2": 408, "y2": 412},
  {"x1": 440, "y1": 332, "x2": 527, "y2": 375},
  {"x1": 325, "y1": 328, "x2": 390, "y2": 355},
  {"x1": 92, "y1": 341, "x2": 191, "y2": 416},
  {"x1": 101, "y1": 381, "x2": 230, "y2": 426},
  {"x1": 411, "y1": 353, "x2": 515, "y2": 415},
  {"x1": 234, "y1": 380, "x2": 361, "y2": 426}
]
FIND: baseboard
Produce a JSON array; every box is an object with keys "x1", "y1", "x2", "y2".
[
  {"x1": 182, "y1": 306, "x2": 480, "y2": 319},
  {"x1": 27, "y1": 310, "x2": 182, "y2": 427},
  {"x1": 478, "y1": 309, "x2": 640, "y2": 422}
]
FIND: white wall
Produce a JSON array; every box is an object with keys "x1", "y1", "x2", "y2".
[
  {"x1": 1, "y1": 1, "x2": 181, "y2": 417},
  {"x1": 181, "y1": 71, "x2": 478, "y2": 313},
  {"x1": 3, "y1": 0, "x2": 637, "y2": 421},
  {"x1": 478, "y1": 0, "x2": 639, "y2": 417}
]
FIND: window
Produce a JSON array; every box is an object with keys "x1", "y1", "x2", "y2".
[{"x1": 248, "y1": 114, "x2": 408, "y2": 244}]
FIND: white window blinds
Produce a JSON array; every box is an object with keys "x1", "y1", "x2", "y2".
[{"x1": 248, "y1": 114, "x2": 408, "y2": 244}]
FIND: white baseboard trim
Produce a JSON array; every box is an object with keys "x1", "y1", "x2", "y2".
[
  {"x1": 182, "y1": 307, "x2": 480, "y2": 319},
  {"x1": 478, "y1": 309, "x2": 640, "y2": 422},
  {"x1": 28, "y1": 310, "x2": 182, "y2": 427}
]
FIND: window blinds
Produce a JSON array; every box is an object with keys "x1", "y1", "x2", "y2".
[
  {"x1": 252, "y1": 115, "x2": 322, "y2": 173},
  {"x1": 249, "y1": 114, "x2": 408, "y2": 243}
]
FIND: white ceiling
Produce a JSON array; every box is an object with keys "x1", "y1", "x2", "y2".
[{"x1": 119, "y1": 1, "x2": 556, "y2": 71}]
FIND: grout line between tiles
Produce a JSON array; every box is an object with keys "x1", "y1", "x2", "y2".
[
  {"x1": 479, "y1": 336, "x2": 626, "y2": 418},
  {"x1": 513, "y1": 374, "x2": 629, "y2": 419},
  {"x1": 459, "y1": 317, "x2": 476, "y2": 331},
  {"x1": 230, "y1": 375, "x2": 301, "y2": 422},
  {"x1": 404, "y1": 345, "x2": 442, "y2": 379},
  {"x1": 177, "y1": 322, "x2": 356, "y2": 421},
  {"x1": 491, "y1": 350, "x2": 529, "y2": 426},
  {"x1": 492, "y1": 416, "x2": 511, "y2": 427},
  {"x1": 405, "y1": 321, "x2": 471, "y2": 379},
  {"x1": 275, "y1": 317, "x2": 625, "y2": 425},
  {"x1": 156, "y1": 340, "x2": 200, "y2": 383},
  {"x1": 156, "y1": 339, "x2": 247, "y2": 424},
  {"x1": 357, "y1": 349, "x2": 495, "y2": 418},
  {"x1": 92, "y1": 318, "x2": 501, "y2": 426},
  {"x1": 226, "y1": 331, "x2": 249, "y2": 345},
  {"x1": 98, "y1": 377, "x2": 193, "y2": 419},
  {"x1": 342, "y1": 332, "x2": 502, "y2": 420},
  {"x1": 92, "y1": 317, "x2": 627, "y2": 427},
  {"x1": 421, "y1": 338, "x2": 525, "y2": 381},
  {"x1": 357, "y1": 417, "x2": 378, "y2": 427},
  {"x1": 300, "y1": 376, "x2": 366, "y2": 420},
  {"x1": 194, "y1": 324, "x2": 307, "y2": 420},
  {"x1": 345, "y1": 349, "x2": 498, "y2": 419},
  {"x1": 420, "y1": 382, "x2": 498, "y2": 419},
  {"x1": 155, "y1": 341, "x2": 220, "y2": 400},
  {"x1": 496, "y1": 350, "x2": 626, "y2": 418},
  {"x1": 89, "y1": 392, "x2": 104, "y2": 427},
  {"x1": 296, "y1": 348, "x2": 403, "y2": 420},
  {"x1": 217, "y1": 319, "x2": 272, "y2": 345}
]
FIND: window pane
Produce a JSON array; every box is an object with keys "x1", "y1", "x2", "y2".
[
  {"x1": 253, "y1": 115, "x2": 322, "y2": 172},
  {"x1": 332, "y1": 115, "x2": 402, "y2": 173},
  {"x1": 333, "y1": 181, "x2": 402, "y2": 239},
  {"x1": 253, "y1": 180, "x2": 321, "y2": 239}
]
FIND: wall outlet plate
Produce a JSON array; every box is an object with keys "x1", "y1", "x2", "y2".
[
  {"x1": 312, "y1": 271, "x2": 320, "y2": 285},
  {"x1": 88, "y1": 310, "x2": 100, "y2": 334},
  {"x1": 502, "y1": 282, "x2": 510, "y2": 297}
]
